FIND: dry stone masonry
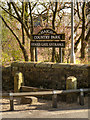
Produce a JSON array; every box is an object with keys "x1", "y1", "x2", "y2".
[{"x1": 2, "y1": 62, "x2": 89, "y2": 91}]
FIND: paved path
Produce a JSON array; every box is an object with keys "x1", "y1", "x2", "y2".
[
  {"x1": 1, "y1": 97, "x2": 89, "y2": 119},
  {"x1": 1, "y1": 109, "x2": 89, "y2": 118}
]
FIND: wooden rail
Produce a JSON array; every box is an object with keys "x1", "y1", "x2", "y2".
[{"x1": 1, "y1": 88, "x2": 90, "y2": 111}]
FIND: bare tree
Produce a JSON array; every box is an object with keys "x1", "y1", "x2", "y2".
[{"x1": 0, "y1": 1, "x2": 38, "y2": 61}]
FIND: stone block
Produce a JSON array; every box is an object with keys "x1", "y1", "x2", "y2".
[
  {"x1": 11, "y1": 62, "x2": 18, "y2": 67},
  {"x1": 24, "y1": 62, "x2": 37, "y2": 68},
  {"x1": 20, "y1": 96, "x2": 38, "y2": 104},
  {"x1": 52, "y1": 63, "x2": 70, "y2": 69},
  {"x1": 66, "y1": 76, "x2": 77, "y2": 89},
  {"x1": 36, "y1": 62, "x2": 51, "y2": 68},
  {"x1": 66, "y1": 76, "x2": 77, "y2": 103},
  {"x1": 14, "y1": 72, "x2": 24, "y2": 92}
]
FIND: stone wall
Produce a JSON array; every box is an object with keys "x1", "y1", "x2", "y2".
[
  {"x1": 2, "y1": 62, "x2": 89, "y2": 91},
  {"x1": 2, "y1": 66, "x2": 13, "y2": 91},
  {"x1": 10, "y1": 62, "x2": 89, "y2": 90}
]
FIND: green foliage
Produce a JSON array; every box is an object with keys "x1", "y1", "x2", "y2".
[
  {"x1": 11, "y1": 49, "x2": 24, "y2": 61},
  {"x1": 2, "y1": 52, "x2": 11, "y2": 64}
]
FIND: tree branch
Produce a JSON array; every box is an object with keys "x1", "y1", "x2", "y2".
[
  {"x1": 0, "y1": 5, "x2": 30, "y2": 37},
  {"x1": 83, "y1": 29, "x2": 90, "y2": 49},
  {"x1": 0, "y1": 15, "x2": 29, "y2": 61},
  {"x1": 76, "y1": 2, "x2": 81, "y2": 20},
  {"x1": 52, "y1": 1, "x2": 58, "y2": 30},
  {"x1": 69, "y1": 21, "x2": 81, "y2": 40},
  {"x1": 11, "y1": 2, "x2": 21, "y2": 19},
  {"x1": 29, "y1": 2, "x2": 33, "y2": 34},
  {"x1": 0, "y1": 5, "x2": 20, "y2": 21},
  {"x1": 85, "y1": 29, "x2": 90, "y2": 42},
  {"x1": 31, "y1": 2, "x2": 38, "y2": 11},
  {"x1": 74, "y1": 35, "x2": 81, "y2": 52},
  {"x1": 0, "y1": 15, "x2": 22, "y2": 49},
  {"x1": 9, "y1": 2, "x2": 30, "y2": 36}
]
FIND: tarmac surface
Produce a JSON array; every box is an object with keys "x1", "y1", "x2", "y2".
[{"x1": 0, "y1": 97, "x2": 89, "y2": 119}]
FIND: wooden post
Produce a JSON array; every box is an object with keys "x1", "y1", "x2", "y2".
[
  {"x1": 79, "y1": 89, "x2": 84, "y2": 106},
  {"x1": 59, "y1": 48, "x2": 62, "y2": 63},
  {"x1": 10, "y1": 93, "x2": 14, "y2": 111},
  {"x1": 35, "y1": 47, "x2": 38, "y2": 62},
  {"x1": 52, "y1": 91, "x2": 57, "y2": 108}
]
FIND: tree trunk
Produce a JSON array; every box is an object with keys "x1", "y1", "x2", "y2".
[
  {"x1": 52, "y1": 48, "x2": 55, "y2": 62},
  {"x1": 29, "y1": 2, "x2": 34, "y2": 61},
  {"x1": 21, "y1": 46, "x2": 29, "y2": 61},
  {"x1": 52, "y1": 1, "x2": 58, "y2": 62},
  {"x1": 22, "y1": 2, "x2": 25, "y2": 45},
  {"x1": 30, "y1": 47, "x2": 34, "y2": 61},
  {"x1": 81, "y1": 2, "x2": 86, "y2": 58}
]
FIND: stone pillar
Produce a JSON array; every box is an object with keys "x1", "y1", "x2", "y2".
[
  {"x1": 14, "y1": 72, "x2": 24, "y2": 92},
  {"x1": 66, "y1": 76, "x2": 77, "y2": 103}
]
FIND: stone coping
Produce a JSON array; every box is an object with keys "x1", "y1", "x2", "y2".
[{"x1": 11, "y1": 62, "x2": 89, "y2": 68}]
